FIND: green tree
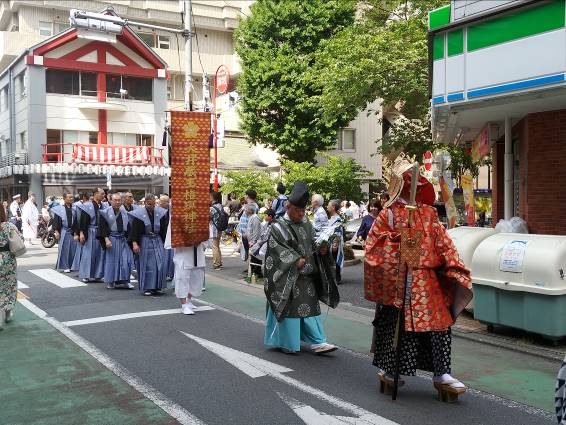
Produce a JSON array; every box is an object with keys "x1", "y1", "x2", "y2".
[
  {"x1": 220, "y1": 169, "x2": 277, "y2": 202},
  {"x1": 282, "y1": 154, "x2": 371, "y2": 202},
  {"x1": 234, "y1": 0, "x2": 356, "y2": 162},
  {"x1": 312, "y1": 0, "x2": 446, "y2": 158}
]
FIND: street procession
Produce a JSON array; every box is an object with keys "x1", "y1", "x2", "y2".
[{"x1": 0, "y1": 1, "x2": 565, "y2": 424}]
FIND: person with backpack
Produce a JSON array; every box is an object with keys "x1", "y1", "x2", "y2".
[
  {"x1": 209, "y1": 191, "x2": 228, "y2": 270},
  {"x1": 272, "y1": 183, "x2": 288, "y2": 218}
]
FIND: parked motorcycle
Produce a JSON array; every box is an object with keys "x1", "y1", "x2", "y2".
[{"x1": 38, "y1": 216, "x2": 57, "y2": 248}]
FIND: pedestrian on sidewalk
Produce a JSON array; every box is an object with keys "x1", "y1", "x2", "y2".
[
  {"x1": 128, "y1": 194, "x2": 169, "y2": 296},
  {"x1": 263, "y1": 181, "x2": 339, "y2": 355},
  {"x1": 356, "y1": 199, "x2": 381, "y2": 242},
  {"x1": 364, "y1": 155, "x2": 472, "y2": 401},
  {"x1": 9, "y1": 195, "x2": 22, "y2": 232},
  {"x1": 98, "y1": 193, "x2": 134, "y2": 290},
  {"x1": 250, "y1": 208, "x2": 275, "y2": 262},
  {"x1": 245, "y1": 204, "x2": 262, "y2": 277},
  {"x1": 326, "y1": 199, "x2": 344, "y2": 285},
  {"x1": 159, "y1": 194, "x2": 175, "y2": 280},
  {"x1": 52, "y1": 193, "x2": 78, "y2": 273},
  {"x1": 164, "y1": 221, "x2": 206, "y2": 316},
  {"x1": 209, "y1": 191, "x2": 225, "y2": 270},
  {"x1": 238, "y1": 190, "x2": 259, "y2": 263},
  {"x1": 0, "y1": 205, "x2": 17, "y2": 329},
  {"x1": 311, "y1": 194, "x2": 328, "y2": 239},
  {"x1": 76, "y1": 188, "x2": 106, "y2": 283},
  {"x1": 21, "y1": 192, "x2": 39, "y2": 245},
  {"x1": 272, "y1": 183, "x2": 288, "y2": 219}
]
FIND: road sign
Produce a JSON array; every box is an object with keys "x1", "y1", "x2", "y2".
[
  {"x1": 215, "y1": 65, "x2": 230, "y2": 95},
  {"x1": 423, "y1": 150, "x2": 433, "y2": 171}
]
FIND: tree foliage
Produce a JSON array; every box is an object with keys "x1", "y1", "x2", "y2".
[
  {"x1": 282, "y1": 154, "x2": 371, "y2": 203},
  {"x1": 220, "y1": 169, "x2": 277, "y2": 202},
  {"x1": 311, "y1": 0, "x2": 448, "y2": 160},
  {"x1": 234, "y1": 0, "x2": 356, "y2": 162}
]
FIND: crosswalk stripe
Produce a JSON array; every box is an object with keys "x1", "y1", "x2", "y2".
[
  {"x1": 29, "y1": 269, "x2": 87, "y2": 288},
  {"x1": 63, "y1": 306, "x2": 215, "y2": 327},
  {"x1": 17, "y1": 281, "x2": 29, "y2": 289}
]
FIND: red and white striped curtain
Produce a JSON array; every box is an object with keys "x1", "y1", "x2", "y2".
[{"x1": 73, "y1": 144, "x2": 152, "y2": 164}]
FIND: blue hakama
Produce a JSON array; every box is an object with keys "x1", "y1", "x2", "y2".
[
  {"x1": 166, "y1": 248, "x2": 175, "y2": 279},
  {"x1": 79, "y1": 225, "x2": 105, "y2": 280},
  {"x1": 104, "y1": 233, "x2": 133, "y2": 284},
  {"x1": 264, "y1": 307, "x2": 327, "y2": 353},
  {"x1": 56, "y1": 226, "x2": 77, "y2": 270},
  {"x1": 138, "y1": 234, "x2": 166, "y2": 290}
]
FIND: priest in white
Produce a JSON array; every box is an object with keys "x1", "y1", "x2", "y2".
[
  {"x1": 21, "y1": 192, "x2": 39, "y2": 244},
  {"x1": 164, "y1": 217, "x2": 206, "y2": 315}
]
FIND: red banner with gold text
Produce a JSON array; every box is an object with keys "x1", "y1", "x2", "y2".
[{"x1": 170, "y1": 111, "x2": 211, "y2": 248}]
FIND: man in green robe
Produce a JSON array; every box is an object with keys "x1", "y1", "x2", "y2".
[{"x1": 263, "y1": 181, "x2": 339, "y2": 354}]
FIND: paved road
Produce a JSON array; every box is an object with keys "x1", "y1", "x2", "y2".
[{"x1": 6, "y1": 244, "x2": 557, "y2": 425}]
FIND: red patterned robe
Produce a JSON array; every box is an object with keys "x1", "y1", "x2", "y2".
[{"x1": 364, "y1": 202, "x2": 472, "y2": 332}]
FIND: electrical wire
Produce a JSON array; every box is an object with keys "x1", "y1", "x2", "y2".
[
  {"x1": 190, "y1": 2, "x2": 206, "y2": 76},
  {"x1": 223, "y1": 1, "x2": 251, "y2": 18}
]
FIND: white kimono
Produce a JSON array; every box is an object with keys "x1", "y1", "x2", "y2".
[
  {"x1": 22, "y1": 200, "x2": 39, "y2": 239},
  {"x1": 164, "y1": 220, "x2": 206, "y2": 299}
]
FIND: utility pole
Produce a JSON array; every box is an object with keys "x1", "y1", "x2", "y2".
[{"x1": 184, "y1": 0, "x2": 192, "y2": 111}]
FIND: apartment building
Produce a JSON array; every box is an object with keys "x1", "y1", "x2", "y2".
[{"x1": 0, "y1": 0, "x2": 381, "y2": 200}]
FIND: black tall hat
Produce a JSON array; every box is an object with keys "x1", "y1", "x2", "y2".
[{"x1": 288, "y1": 181, "x2": 309, "y2": 208}]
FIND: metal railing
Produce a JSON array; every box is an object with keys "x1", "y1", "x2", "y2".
[{"x1": 41, "y1": 143, "x2": 165, "y2": 166}]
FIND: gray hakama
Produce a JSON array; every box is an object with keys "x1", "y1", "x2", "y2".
[
  {"x1": 166, "y1": 248, "x2": 175, "y2": 279},
  {"x1": 128, "y1": 206, "x2": 169, "y2": 292},
  {"x1": 98, "y1": 207, "x2": 133, "y2": 285},
  {"x1": 52, "y1": 204, "x2": 77, "y2": 271},
  {"x1": 70, "y1": 202, "x2": 83, "y2": 271},
  {"x1": 77, "y1": 201, "x2": 106, "y2": 280}
]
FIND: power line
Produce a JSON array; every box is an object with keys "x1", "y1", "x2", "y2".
[{"x1": 190, "y1": 2, "x2": 206, "y2": 76}]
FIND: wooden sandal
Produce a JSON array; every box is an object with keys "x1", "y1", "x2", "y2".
[
  {"x1": 434, "y1": 379, "x2": 466, "y2": 403},
  {"x1": 378, "y1": 372, "x2": 404, "y2": 395}
]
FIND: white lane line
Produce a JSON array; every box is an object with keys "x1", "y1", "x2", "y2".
[
  {"x1": 17, "y1": 281, "x2": 29, "y2": 289},
  {"x1": 63, "y1": 306, "x2": 215, "y2": 327},
  {"x1": 18, "y1": 298, "x2": 205, "y2": 425},
  {"x1": 29, "y1": 268, "x2": 87, "y2": 288},
  {"x1": 181, "y1": 332, "x2": 397, "y2": 425}
]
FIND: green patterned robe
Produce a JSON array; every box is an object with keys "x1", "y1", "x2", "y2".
[
  {"x1": 0, "y1": 222, "x2": 17, "y2": 310},
  {"x1": 264, "y1": 216, "x2": 339, "y2": 322}
]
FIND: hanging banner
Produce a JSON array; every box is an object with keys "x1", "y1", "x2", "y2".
[
  {"x1": 461, "y1": 174, "x2": 476, "y2": 226},
  {"x1": 471, "y1": 124, "x2": 491, "y2": 163},
  {"x1": 170, "y1": 111, "x2": 211, "y2": 248},
  {"x1": 439, "y1": 175, "x2": 458, "y2": 229}
]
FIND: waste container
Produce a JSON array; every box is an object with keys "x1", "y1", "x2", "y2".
[
  {"x1": 471, "y1": 233, "x2": 566, "y2": 339},
  {"x1": 447, "y1": 227, "x2": 496, "y2": 311}
]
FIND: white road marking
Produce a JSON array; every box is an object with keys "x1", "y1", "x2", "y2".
[
  {"x1": 29, "y1": 268, "x2": 87, "y2": 288},
  {"x1": 17, "y1": 281, "x2": 29, "y2": 289},
  {"x1": 278, "y1": 393, "x2": 373, "y2": 425},
  {"x1": 181, "y1": 332, "x2": 398, "y2": 425},
  {"x1": 63, "y1": 306, "x2": 215, "y2": 327},
  {"x1": 18, "y1": 298, "x2": 206, "y2": 425}
]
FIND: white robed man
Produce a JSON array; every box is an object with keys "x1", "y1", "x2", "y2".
[
  {"x1": 9, "y1": 194, "x2": 22, "y2": 232},
  {"x1": 98, "y1": 193, "x2": 134, "y2": 290},
  {"x1": 159, "y1": 194, "x2": 174, "y2": 280},
  {"x1": 263, "y1": 181, "x2": 339, "y2": 354},
  {"x1": 52, "y1": 193, "x2": 78, "y2": 273},
  {"x1": 164, "y1": 218, "x2": 206, "y2": 315},
  {"x1": 77, "y1": 188, "x2": 106, "y2": 282},
  {"x1": 128, "y1": 194, "x2": 169, "y2": 296},
  {"x1": 21, "y1": 192, "x2": 39, "y2": 244},
  {"x1": 311, "y1": 194, "x2": 328, "y2": 238}
]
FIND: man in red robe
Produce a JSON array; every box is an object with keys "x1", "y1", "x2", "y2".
[{"x1": 364, "y1": 155, "x2": 472, "y2": 401}]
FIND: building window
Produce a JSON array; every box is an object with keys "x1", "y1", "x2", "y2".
[
  {"x1": 0, "y1": 87, "x2": 8, "y2": 111},
  {"x1": 45, "y1": 130, "x2": 61, "y2": 162},
  {"x1": 137, "y1": 32, "x2": 155, "y2": 47},
  {"x1": 39, "y1": 21, "x2": 52, "y2": 36},
  {"x1": 55, "y1": 22, "x2": 69, "y2": 33},
  {"x1": 80, "y1": 72, "x2": 97, "y2": 96},
  {"x1": 137, "y1": 134, "x2": 152, "y2": 146},
  {"x1": 158, "y1": 35, "x2": 170, "y2": 49},
  {"x1": 337, "y1": 128, "x2": 356, "y2": 151},
  {"x1": 15, "y1": 72, "x2": 25, "y2": 100},
  {"x1": 46, "y1": 69, "x2": 79, "y2": 95},
  {"x1": 19, "y1": 131, "x2": 26, "y2": 151},
  {"x1": 89, "y1": 132, "x2": 98, "y2": 144},
  {"x1": 106, "y1": 75, "x2": 153, "y2": 101}
]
